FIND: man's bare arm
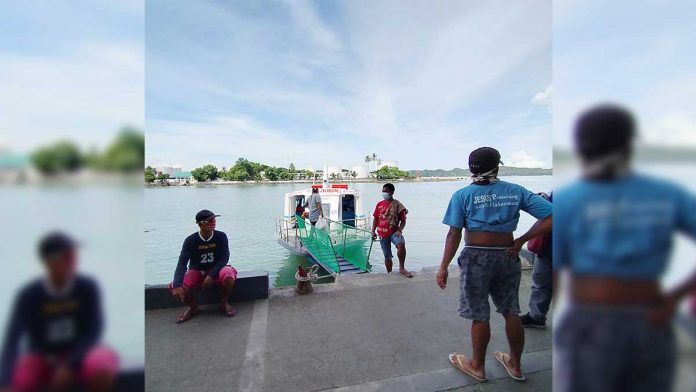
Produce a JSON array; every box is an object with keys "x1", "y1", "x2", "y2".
[{"x1": 437, "y1": 227, "x2": 462, "y2": 289}]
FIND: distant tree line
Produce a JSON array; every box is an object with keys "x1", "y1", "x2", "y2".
[
  {"x1": 31, "y1": 127, "x2": 144, "y2": 176},
  {"x1": 373, "y1": 166, "x2": 411, "y2": 179},
  {"x1": 408, "y1": 166, "x2": 552, "y2": 177},
  {"x1": 185, "y1": 159, "x2": 314, "y2": 183},
  {"x1": 144, "y1": 166, "x2": 171, "y2": 184}
]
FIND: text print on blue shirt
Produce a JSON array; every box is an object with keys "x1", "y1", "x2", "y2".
[{"x1": 473, "y1": 193, "x2": 520, "y2": 209}]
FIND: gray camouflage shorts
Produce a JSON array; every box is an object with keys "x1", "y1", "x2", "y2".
[
  {"x1": 554, "y1": 304, "x2": 676, "y2": 392},
  {"x1": 457, "y1": 247, "x2": 521, "y2": 321}
]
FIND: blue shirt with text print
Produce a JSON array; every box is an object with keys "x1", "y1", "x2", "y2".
[{"x1": 443, "y1": 180, "x2": 552, "y2": 232}]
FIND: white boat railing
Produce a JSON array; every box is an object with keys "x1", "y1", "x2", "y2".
[{"x1": 275, "y1": 216, "x2": 305, "y2": 247}]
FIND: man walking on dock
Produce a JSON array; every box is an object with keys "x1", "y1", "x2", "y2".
[
  {"x1": 372, "y1": 183, "x2": 413, "y2": 278},
  {"x1": 437, "y1": 147, "x2": 552, "y2": 383},
  {"x1": 169, "y1": 209, "x2": 238, "y2": 323},
  {"x1": 304, "y1": 187, "x2": 324, "y2": 226}
]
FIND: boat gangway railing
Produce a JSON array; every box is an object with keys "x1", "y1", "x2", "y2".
[
  {"x1": 288, "y1": 217, "x2": 373, "y2": 276},
  {"x1": 275, "y1": 216, "x2": 305, "y2": 249}
]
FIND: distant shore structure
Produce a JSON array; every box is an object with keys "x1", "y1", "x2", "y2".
[
  {"x1": 377, "y1": 160, "x2": 399, "y2": 169},
  {"x1": 0, "y1": 148, "x2": 38, "y2": 184},
  {"x1": 351, "y1": 165, "x2": 369, "y2": 178},
  {"x1": 155, "y1": 165, "x2": 183, "y2": 177}
]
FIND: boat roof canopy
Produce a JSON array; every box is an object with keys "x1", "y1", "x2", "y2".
[{"x1": 285, "y1": 184, "x2": 357, "y2": 198}]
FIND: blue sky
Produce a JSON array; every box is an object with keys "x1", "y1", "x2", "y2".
[
  {"x1": 554, "y1": 0, "x2": 696, "y2": 149},
  {"x1": 0, "y1": 1, "x2": 143, "y2": 152},
  {"x1": 145, "y1": 0, "x2": 552, "y2": 171}
]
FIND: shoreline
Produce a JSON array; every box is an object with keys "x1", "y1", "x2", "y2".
[{"x1": 145, "y1": 174, "x2": 552, "y2": 187}]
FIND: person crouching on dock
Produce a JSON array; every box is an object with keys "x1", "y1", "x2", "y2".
[
  {"x1": 437, "y1": 147, "x2": 552, "y2": 383},
  {"x1": 169, "y1": 209, "x2": 238, "y2": 324},
  {"x1": 372, "y1": 183, "x2": 413, "y2": 278}
]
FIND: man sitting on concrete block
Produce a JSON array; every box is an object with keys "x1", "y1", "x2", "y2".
[{"x1": 169, "y1": 209, "x2": 238, "y2": 324}]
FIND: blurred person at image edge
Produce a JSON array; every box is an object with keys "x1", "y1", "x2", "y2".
[
  {"x1": 553, "y1": 104, "x2": 696, "y2": 392},
  {"x1": 0, "y1": 232, "x2": 118, "y2": 392}
]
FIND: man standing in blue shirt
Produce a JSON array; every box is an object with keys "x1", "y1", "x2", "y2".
[
  {"x1": 554, "y1": 105, "x2": 696, "y2": 392},
  {"x1": 437, "y1": 147, "x2": 552, "y2": 383}
]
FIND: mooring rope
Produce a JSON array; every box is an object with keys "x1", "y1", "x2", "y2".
[{"x1": 295, "y1": 265, "x2": 321, "y2": 283}]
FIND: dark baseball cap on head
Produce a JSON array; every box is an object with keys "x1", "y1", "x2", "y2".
[
  {"x1": 574, "y1": 104, "x2": 636, "y2": 159},
  {"x1": 38, "y1": 231, "x2": 77, "y2": 261},
  {"x1": 468, "y1": 147, "x2": 503, "y2": 174},
  {"x1": 196, "y1": 209, "x2": 220, "y2": 224}
]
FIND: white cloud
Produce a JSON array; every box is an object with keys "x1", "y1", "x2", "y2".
[
  {"x1": 284, "y1": 0, "x2": 341, "y2": 51},
  {"x1": 0, "y1": 43, "x2": 144, "y2": 152},
  {"x1": 532, "y1": 84, "x2": 553, "y2": 106},
  {"x1": 553, "y1": 0, "x2": 696, "y2": 149},
  {"x1": 506, "y1": 151, "x2": 549, "y2": 168},
  {"x1": 146, "y1": 0, "x2": 552, "y2": 169},
  {"x1": 648, "y1": 115, "x2": 696, "y2": 146}
]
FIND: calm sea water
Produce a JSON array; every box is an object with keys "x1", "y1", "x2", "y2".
[
  {"x1": 145, "y1": 176, "x2": 553, "y2": 287},
  {"x1": 0, "y1": 185, "x2": 144, "y2": 366}
]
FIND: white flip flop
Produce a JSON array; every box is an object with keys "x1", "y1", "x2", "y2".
[{"x1": 494, "y1": 351, "x2": 526, "y2": 381}]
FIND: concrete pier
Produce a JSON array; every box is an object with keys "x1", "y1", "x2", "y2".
[
  {"x1": 146, "y1": 266, "x2": 552, "y2": 391},
  {"x1": 145, "y1": 271, "x2": 269, "y2": 310}
]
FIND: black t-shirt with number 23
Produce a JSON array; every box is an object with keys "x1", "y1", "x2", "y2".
[{"x1": 172, "y1": 230, "x2": 230, "y2": 287}]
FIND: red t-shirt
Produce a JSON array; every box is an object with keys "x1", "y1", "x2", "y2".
[{"x1": 373, "y1": 200, "x2": 407, "y2": 238}]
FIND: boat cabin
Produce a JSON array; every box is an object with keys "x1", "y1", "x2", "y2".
[{"x1": 283, "y1": 184, "x2": 368, "y2": 228}]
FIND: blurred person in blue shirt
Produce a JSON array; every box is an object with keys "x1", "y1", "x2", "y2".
[
  {"x1": 554, "y1": 105, "x2": 696, "y2": 392},
  {"x1": 1, "y1": 232, "x2": 118, "y2": 392},
  {"x1": 437, "y1": 147, "x2": 552, "y2": 383}
]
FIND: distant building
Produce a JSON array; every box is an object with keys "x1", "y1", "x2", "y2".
[
  {"x1": 155, "y1": 165, "x2": 182, "y2": 177},
  {"x1": 0, "y1": 150, "x2": 37, "y2": 183},
  {"x1": 351, "y1": 165, "x2": 369, "y2": 178},
  {"x1": 377, "y1": 160, "x2": 399, "y2": 169},
  {"x1": 168, "y1": 171, "x2": 193, "y2": 184},
  {"x1": 326, "y1": 165, "x2": 342, "y2": 178}
]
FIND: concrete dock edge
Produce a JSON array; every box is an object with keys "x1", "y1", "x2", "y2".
[{"x1": 145, "y1": 270, "x2": 269, "y2": 310}]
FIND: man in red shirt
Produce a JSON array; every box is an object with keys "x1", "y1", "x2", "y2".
[{"x1": 372, "y1": 183, "x2": 413, "y2": 278}]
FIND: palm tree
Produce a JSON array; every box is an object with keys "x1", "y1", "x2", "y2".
[
  {"x1": 372, "y1": 154, "x2": 379, "y2": 174},
  {"x1": 365, "y1": 153, "x2": 379, "y2": 177}
]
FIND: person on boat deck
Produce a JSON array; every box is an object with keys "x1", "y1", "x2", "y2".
[
  {"x1": 437, "y1": 147, "x2": 552, "y2": 383},
  {"x1": 372, "y1": 183, "x2": 413, "y2": 278},
  {"x1": 292, "y1": 200, "x2": 305, "y2": 229},
  {"x1": 521, "y1": 191, "x2": 554, "y2": 329},
  {"x1": 553, "y1": 104, "x2": 696, "y2": 392},
  {"x1": 169, "y1": 209, "x2": 238, "y2": 324},
  {"x1": 303, "y1": 188, "x2": 324, "y2": 226},
  {"x1": 295, "y1": 200, "x2": 305, "y2": 217},
  {"x1": 0, "y1": 232, "x2": 119, "y2": 392}
]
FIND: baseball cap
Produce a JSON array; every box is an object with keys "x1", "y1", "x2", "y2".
[
  {"x1": 574, "y1": 104, "x2": 636, "y2": 159},
  {"x1": 196, "y1": 209, "x2": 220, "y2": 224},
  {"x1": 38, "y1": 231, "x2": 78, "y2": 261},
  {"x1": 468, "y1": 147, "x2": 503, "y2": 174}
]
